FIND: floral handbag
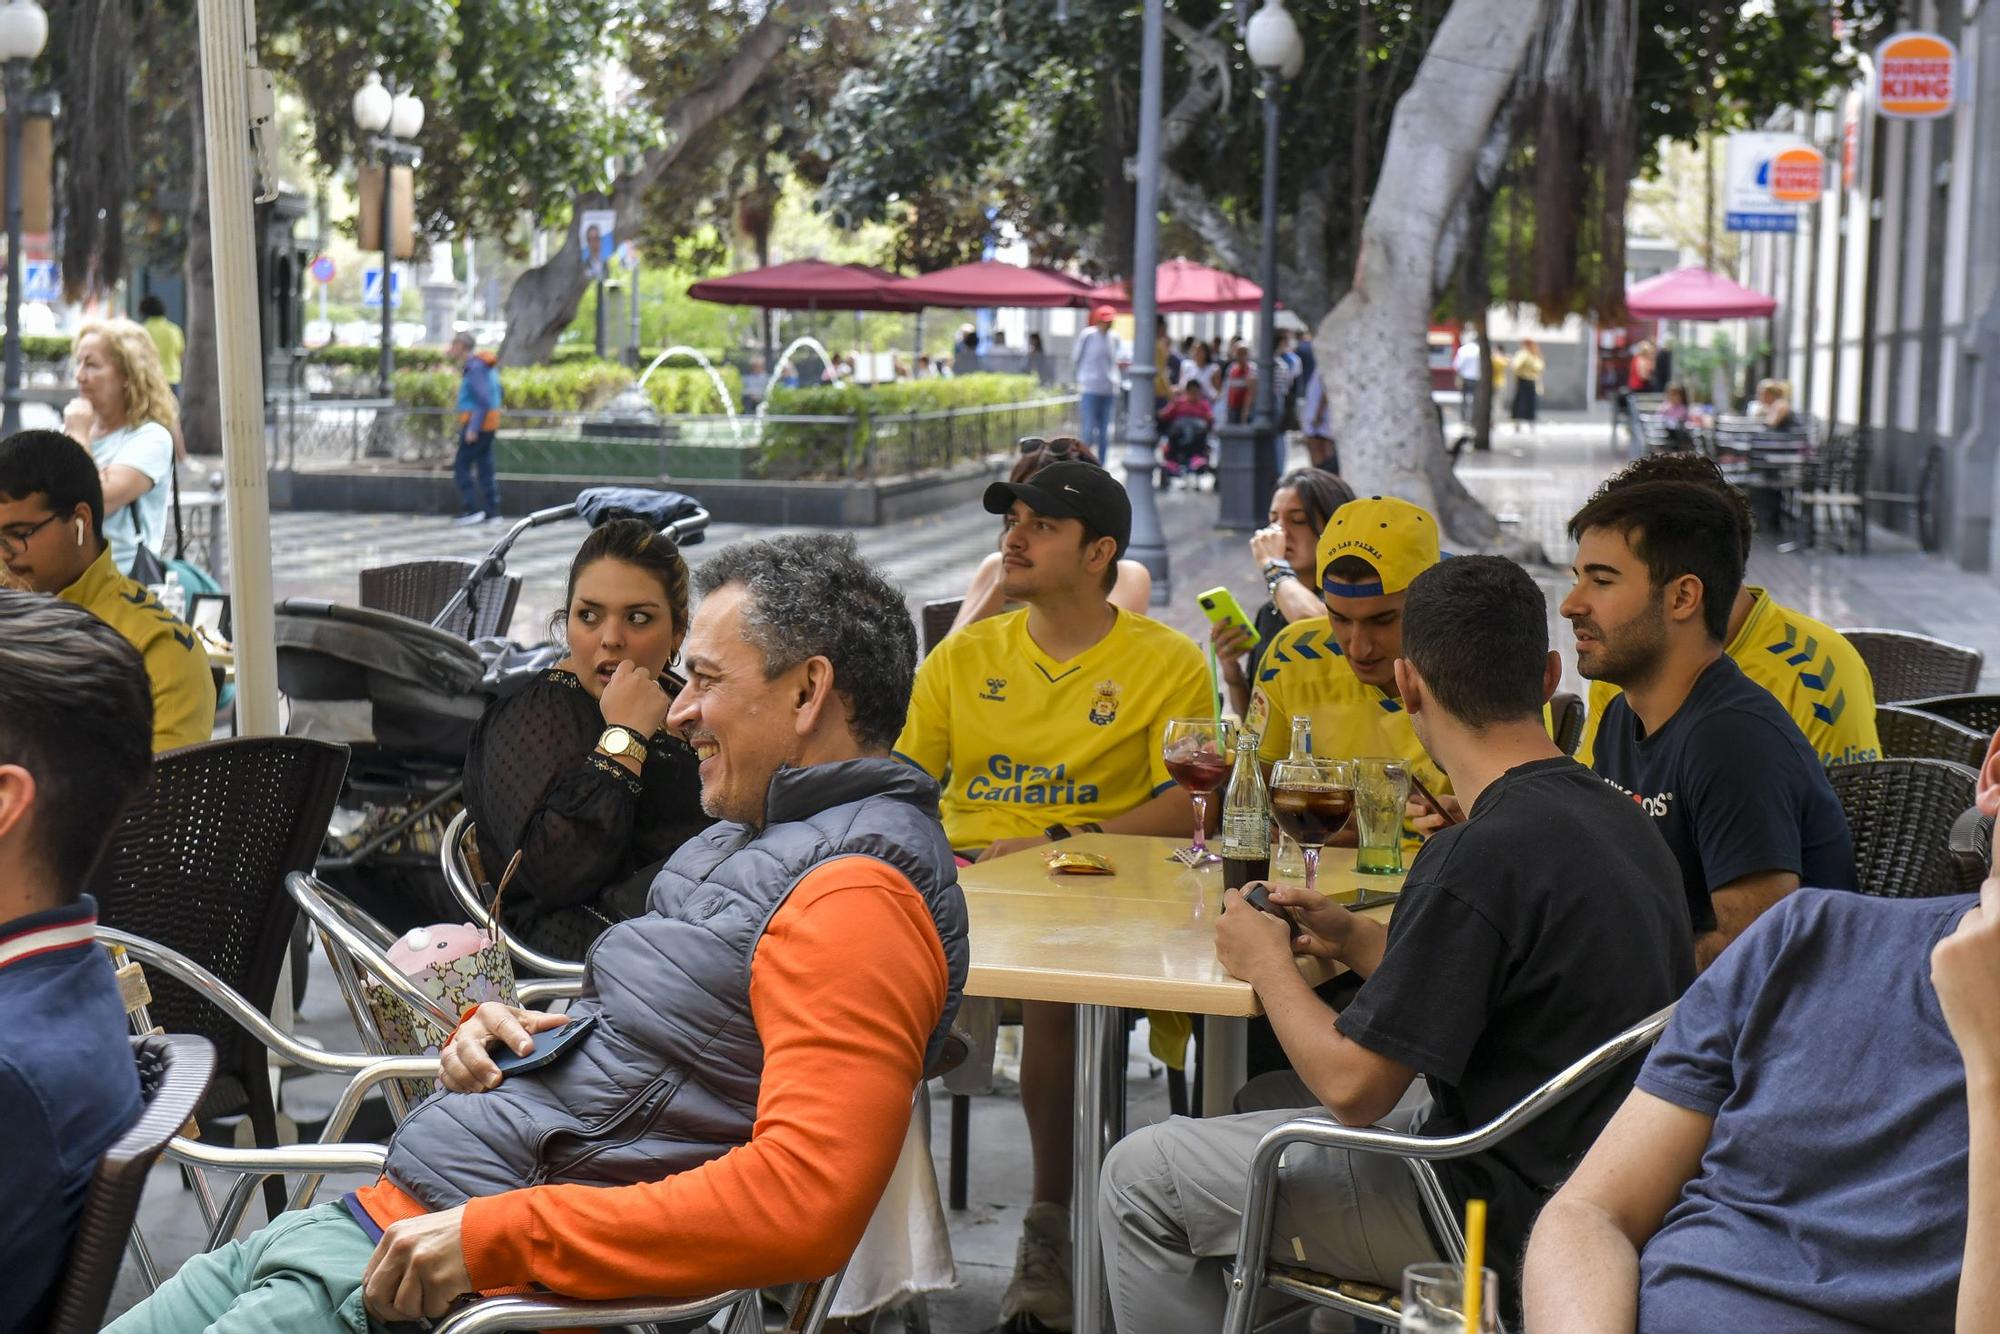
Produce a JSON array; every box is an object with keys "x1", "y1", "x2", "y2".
[{"x1": 364, "y1": 851, "x2": 522, "y2": 1103}]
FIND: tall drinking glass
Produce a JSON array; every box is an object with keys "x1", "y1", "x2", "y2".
[
  {"x1": 1353, "y1": 757, "x2": 1412, "y2": 905},
  {"x1": 1399, "y1": 1263, "x2": 1498, "y2": 1333},
  {"x1": 1162, "y1": 716, "x2": 1236, "y2": 864},
  {"x1": 1268, "y1": 758, "x2": 1354, "y2": 897}
]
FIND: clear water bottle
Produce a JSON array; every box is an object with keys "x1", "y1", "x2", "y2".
[
  {"x1": 159, "y1": 569, "x2": 187, "y2": 621},
  {"x1": 1221, "y1": 730, "x2": 1270, "y2": 891},
  {"x1": 1272, "y1": 714, "x2": 1312, "y2": 880}
]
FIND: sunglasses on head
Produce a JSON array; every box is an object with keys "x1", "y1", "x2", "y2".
[{"x1": 1017, "y1": 436, "x2": 1089, "y2": 461}]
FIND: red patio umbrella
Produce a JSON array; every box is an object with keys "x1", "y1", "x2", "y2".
[
  {"x1": 1624, "y1": 266, "x2": 1777, "y2": 321},
  {"x1": 1090, "y1": 258, "x2": 1268, "y2": 313},
  {"x1": 883, "y1": 260, "x2": 1097, "y2": 309},
  {"x1": 685, "y1": 258, "x2": 925, "y2": 312}
]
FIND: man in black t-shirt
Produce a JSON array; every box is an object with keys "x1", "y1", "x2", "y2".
[
  {"x1": 1562, "y1": 479, "x2": 1855, "y2": 968},
  {"x1": 1097, "y1": 557, "x2": 1694, "y2": 1333}
]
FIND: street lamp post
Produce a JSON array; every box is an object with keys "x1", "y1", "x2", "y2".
[
  {"x1": 1220, "y1": 0, "x2": 1303, "y2": 529},
  {"x1": 352, "y1": 71, "x2": 423, "y2": 400},
  {"x1": 0, "y1": 0, "x2": 46, "y2": 438},
  {"x1": 1117, "y1": 0, "x2": 1170, "y2": 604}
]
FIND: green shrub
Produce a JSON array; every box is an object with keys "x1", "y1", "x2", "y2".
[
  {"x1": 23, "y1": 334, "x2": 70, "y2": 361},
  {"x1": 643, "y1": 364, "x2": 744, "y2": 416},
  {"x1": 315, "y1": 344, "x2": 454, "y2": 371}
]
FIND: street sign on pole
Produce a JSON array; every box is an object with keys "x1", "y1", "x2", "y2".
[
  {"x1": 1724, "y1": 132, "x2": 1813, "y2": 233},
  {"x1": 1875, "y1": 31, "x2": 1957, "y2": 120},
  {"x1": 310, "y1": 253, "x2": 336, "y2": 284},
  {"x1": 362, "y1": 267, "x2": 401, "y2": 308},
  {"x1": 21, "y1": 259, "x2": 57, "y2": 301}
]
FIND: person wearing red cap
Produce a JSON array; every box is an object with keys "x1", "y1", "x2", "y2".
[{"x1": 1071, "y1": 305, "x2": 1122, "y2": 457}]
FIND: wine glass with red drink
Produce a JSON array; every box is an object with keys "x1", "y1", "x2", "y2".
[
  {"x1": 1269, "y1": 758, "x2": 1355, "y2": 896},
  {"x1": 1162, "y1": 716, "x2": 1237, "y2": 865}
]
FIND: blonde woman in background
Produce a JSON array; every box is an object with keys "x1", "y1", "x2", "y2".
[
  {"x1": 63, "y1": 318, "x2": 179, "y2": 577},
  {"x1": 1509, "y1": 336, "x2": 1545, "y2": 432}
]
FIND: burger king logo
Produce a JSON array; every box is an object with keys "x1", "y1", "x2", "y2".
[
  {"x1": 1768, "y1": 147, "x2": 1824, "y2": 203},
  {"x1": 1875, "y1": 31, "x2": 1957, "y2": 120}
]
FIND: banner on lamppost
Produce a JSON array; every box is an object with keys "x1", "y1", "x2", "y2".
[
  {"x1": 357, "y1": 164, "x2": 416, "y2": 258},
  {"x1": 1724, "y1": 132, "x2": 1816, "y2": 233},
  {"x1": 1874, "y1": 31, "x2": 1957, "y2": 119},
  {"x1": 579, "y1": 210, "x2": 616, "y2": 280},
  {"x1": 0, "y1": 114, "x2": 52, "y2": 233}
]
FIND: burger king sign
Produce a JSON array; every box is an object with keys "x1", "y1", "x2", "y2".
[{"x1": 1875, "y1": 31, "x2": 1957, "y2": 120}]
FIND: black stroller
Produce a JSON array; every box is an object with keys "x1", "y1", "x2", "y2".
[
  {"x1": 275, "y1": 487, "x2": 709, "y2": 931},
  {"x1": 1157, "y1": 414, "x2": 1215, "y2": 488}
]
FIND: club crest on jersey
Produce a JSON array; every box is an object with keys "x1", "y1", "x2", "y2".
[
  {"x1": 980, "y1": 677, "x2": 1008, "y2": 702},
  {"x1": 1088, "y1": 679, "x2": 1122, "y2": 727}
]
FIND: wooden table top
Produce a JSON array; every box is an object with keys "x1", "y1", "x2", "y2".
[{"x1": 959, "y1": 833, "x2": 1400, "y2": 1015}]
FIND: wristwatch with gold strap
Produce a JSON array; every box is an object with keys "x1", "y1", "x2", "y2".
[{"x1": 596, "y1": 725, "x2": 648, "y2": 760}]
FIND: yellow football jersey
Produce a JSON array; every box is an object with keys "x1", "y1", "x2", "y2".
[
  {"x1": 895, "y1": 607, "x2": 1213, "y2": 851},
  {"x1": 1248, "y1": 616, "x2": 1451, "y2": 807},
  {"x1": 58, "y1": 545, "x2": 215, "y2": 753},
  {"x1": 1576, "y1": 586, "x2": 1881, "y2": 767}
]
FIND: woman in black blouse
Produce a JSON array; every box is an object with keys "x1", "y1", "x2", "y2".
[
  {"x1": 463, "y1": 519, "x2": 710, "y2": 960},
  {"x1": 1211, "y1": 467, "x2": 1355, "y2": 720}
]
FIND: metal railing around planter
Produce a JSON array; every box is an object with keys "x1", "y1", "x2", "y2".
[
  {"x1": 857, "y1": 396, "x2": 1080, "y2": 478},
  {"x1": 269, "y1": 395, "x2": 1079, "y2": 482}
]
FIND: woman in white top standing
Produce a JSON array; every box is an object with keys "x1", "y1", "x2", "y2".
[{"x1": 63, "y1": 318, "x2": 179, "y2": 577}]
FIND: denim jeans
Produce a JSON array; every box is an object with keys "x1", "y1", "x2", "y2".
[
  {"x1": 453, "y1": 429, "x2": 501, "y2": 515},
  {"x1": 1079, "y1": 391, "x2": 1117, "y2": 456}
]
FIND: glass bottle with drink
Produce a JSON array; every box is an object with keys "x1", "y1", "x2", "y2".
[
  {"x1": 1220, "y1": 730, "x2": 1269, "y2": 890},
  {"x1": 1162, "y1": 716, "x2": 1236, "y2": 865}
]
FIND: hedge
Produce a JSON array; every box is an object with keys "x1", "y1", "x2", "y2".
[
  {"x1": 759, "y1": 373, "x2": 1050, "y2": 475},
  {"x1": 391, "y1": 361, "x2": 741, "y2": 416}
]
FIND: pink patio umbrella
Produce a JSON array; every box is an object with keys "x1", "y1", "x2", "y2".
[
  {"x1": 1089, "y1": 257, "x2": 1269, "y2": 313},
  {"x1": 883, "y1": 259, "x2": 1098, "y2": 309},
  {"x1": 1624, "y1": 266, "x2": 1777, "y2": 321}
]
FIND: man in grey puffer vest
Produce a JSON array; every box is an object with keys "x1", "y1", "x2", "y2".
[{"x1": 108, "y1": 536, "x2": 968, "y2": 1333}]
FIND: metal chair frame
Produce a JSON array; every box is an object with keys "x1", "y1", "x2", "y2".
[
  {"x1": 440, "y1": 810, "x2": 592, "y2": 982},
  {"x1": 162, "y1": 1136, "x2": 813, "y2": 1334},
  {"x1": 98, "y1": 927, "x2": 438, "y2": 1250},
  {"x1": 1219, "y1": 1004, "x2": 1676, "y2": 1334}
]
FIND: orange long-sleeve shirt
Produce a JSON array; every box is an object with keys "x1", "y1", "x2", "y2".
[{"x1": 353, "y1": 854, "x2": 950, "y2": 1297}]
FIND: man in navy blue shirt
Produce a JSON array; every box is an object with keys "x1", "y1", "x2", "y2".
[
  {"x1": 1523, "y1": 870, "x2": 1999, "y2": 1330},
  {"x1": 1560, "y1": 478, "x2": 1854, "y2": 968},
  {"x1": 0, "y1": 590, "x2": 154, "y2": 1328}
]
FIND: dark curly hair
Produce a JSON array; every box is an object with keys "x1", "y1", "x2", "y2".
[
  {"x1": 548, "y1": 517, "x2": 692, "y2": 642},
  {"x1": 693, "y1": 534, "x2": 917, "y2": 750}
]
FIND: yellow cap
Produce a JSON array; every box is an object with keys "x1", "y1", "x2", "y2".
[{"x1": 1316, "y1": 495, "x2": 1441, "y2": 597}]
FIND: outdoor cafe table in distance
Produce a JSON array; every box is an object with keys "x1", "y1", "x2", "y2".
[{"x1": 958, "y1": 833, "x2": 1400, "y2": 1334}]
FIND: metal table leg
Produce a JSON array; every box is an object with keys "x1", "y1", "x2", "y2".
[
  {"x1": 1072, "y1": 1003, "x2": 1126, "y2": 1334},
  {"x1": 1202, "y1": 1016, "x2": 1248, "y2": 1117}
]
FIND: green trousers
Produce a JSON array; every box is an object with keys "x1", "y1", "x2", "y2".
[{"x1": 104, "y1": 1202, "x2": 407, "y2": 1334}]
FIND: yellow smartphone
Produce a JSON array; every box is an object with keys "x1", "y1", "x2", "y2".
[{"x1": 1197, "y1": 586, "x2": 1260, "y2": 650}]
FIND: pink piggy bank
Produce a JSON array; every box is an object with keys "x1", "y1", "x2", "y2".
[{"x1": 387, "y1": 923, "x2": 492, "y2": 980}]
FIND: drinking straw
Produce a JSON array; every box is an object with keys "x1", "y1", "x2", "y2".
[{"x1": 1462, "y1": 1198, "x2": 1488, "y2": 1334}]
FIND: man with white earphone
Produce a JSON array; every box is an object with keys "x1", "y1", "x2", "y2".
[{"x1": 0, "y1": 430, "x2": 215, "y2": 751}]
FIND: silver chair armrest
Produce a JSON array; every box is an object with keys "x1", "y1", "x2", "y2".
[
  {"x1": 516, "y1": 977, "x2": 584, "y2": 1005},
  {"x1": 1219, "y1": 1003, "x2": 1675, "y2": 1334},
  {"x1": 441, "y1": 810, "x2": 589, "y2": 982},
  {"x1": 287, "y1": 872, "x2": 460, "y2": 1034},
  {"x1": 169, "y1": 1137, "x2": 389, "y2": 1176},
  {"x1": 431, "y1": 1289, "x2": 752, "y2": 1334},
  {"x1": 98, "y1": 926, "x2": 385, "y2": 1077}
]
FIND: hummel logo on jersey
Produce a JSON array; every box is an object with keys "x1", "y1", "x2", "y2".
[{"x1": 980, "y1": 677, "x2": 1007, "y2": 702}]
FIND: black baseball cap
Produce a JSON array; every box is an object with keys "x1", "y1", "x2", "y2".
[{"x1": 982, "y1": 460, "x2": 1132, "y2": 558}]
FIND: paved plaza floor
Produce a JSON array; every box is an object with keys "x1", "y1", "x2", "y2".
[{"x1": 108, "y1": 413, "x2": 2000, "y2": 1328}]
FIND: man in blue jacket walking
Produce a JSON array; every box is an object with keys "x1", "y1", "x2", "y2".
[{"x1": 449, "y1": 331, "x2": 504, "y2": 525}]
